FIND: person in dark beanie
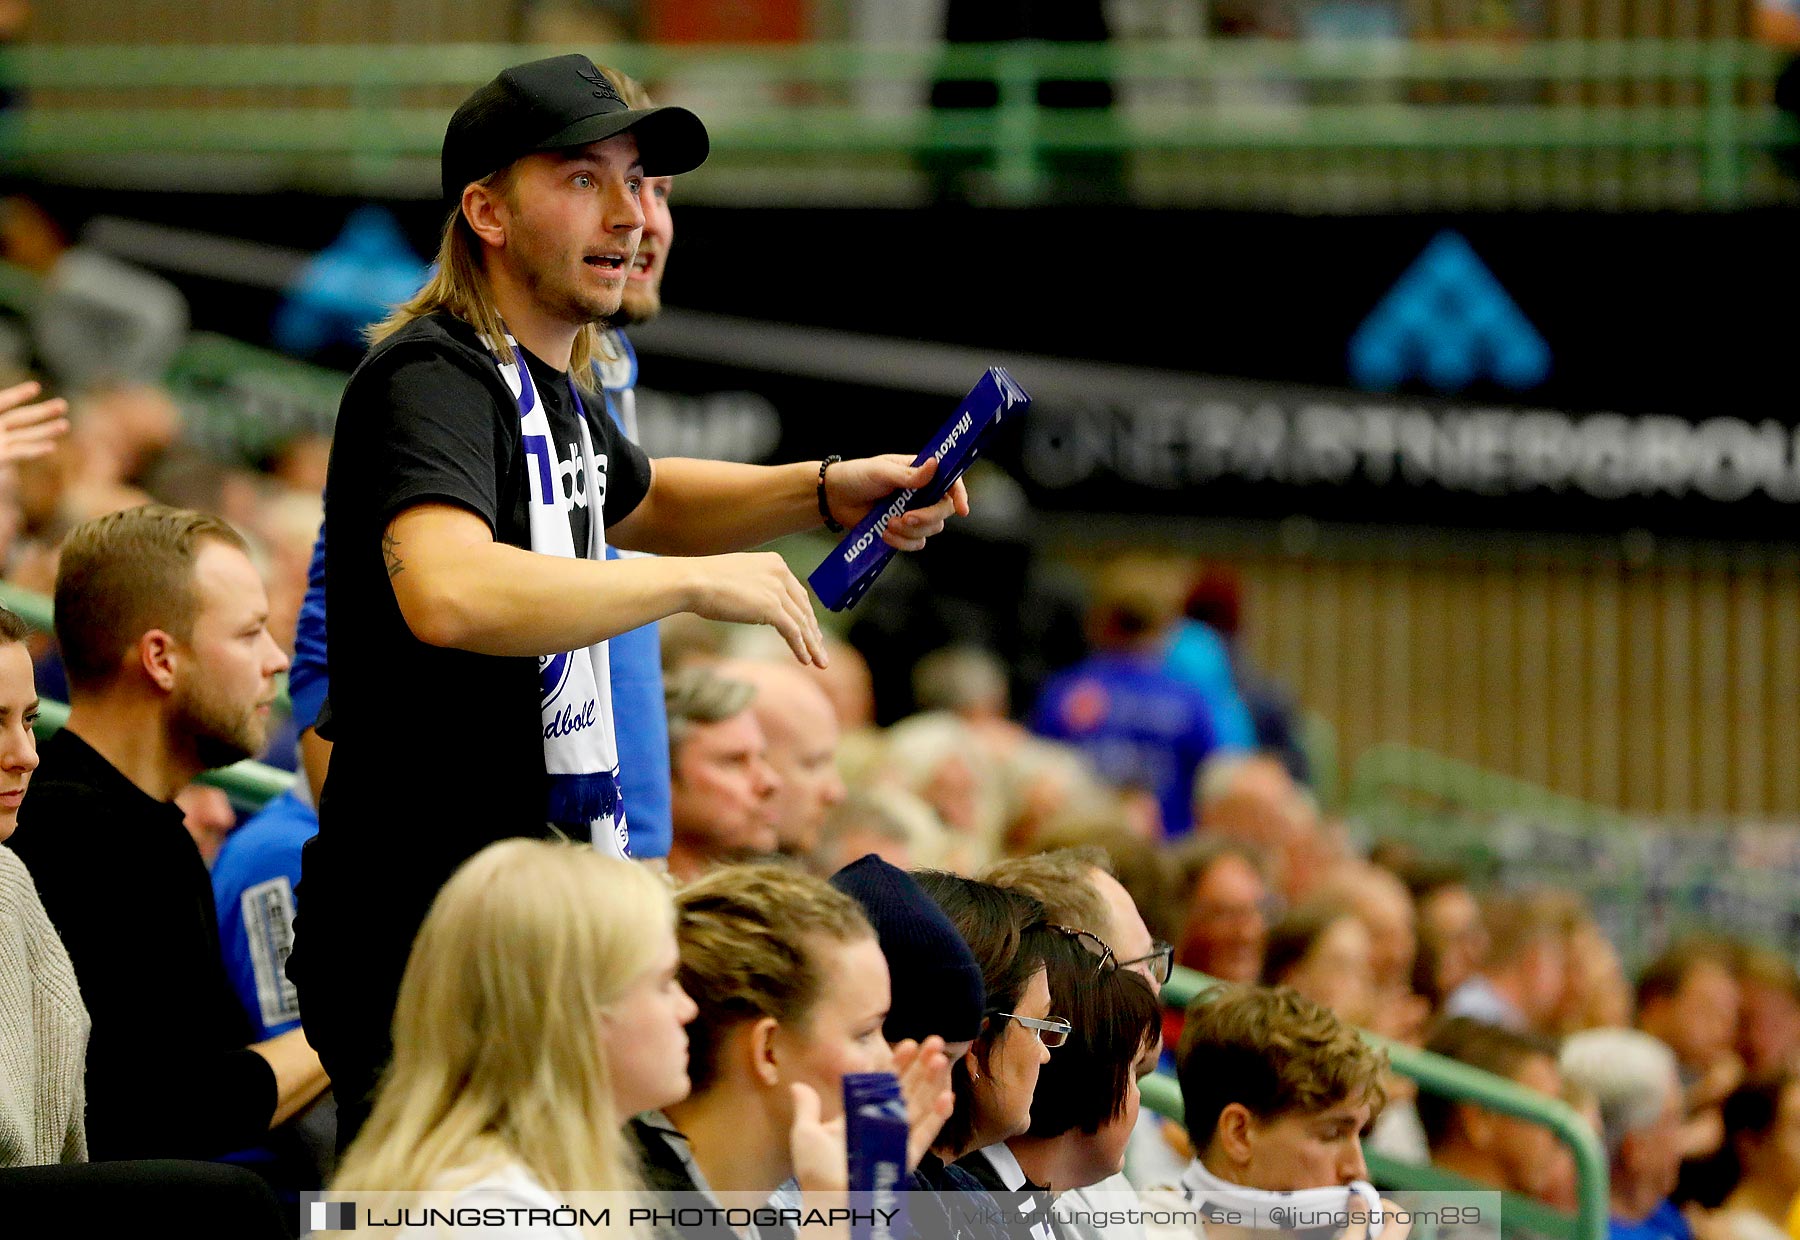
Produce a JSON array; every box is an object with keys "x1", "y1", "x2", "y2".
[{"x1": 829, "y1": 853, "x2": 986, "y2": 1055}]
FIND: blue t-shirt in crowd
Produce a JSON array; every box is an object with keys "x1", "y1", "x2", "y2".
[
  {"x1": 288, "y1": 517, "x2": 331, "y2": 734},
  {"x1": 594, "y1": 332, "x2": 672, "y2": 860},
  {"x1": 1610, "y1": 1200, "x2": 1694, "y2": 1240},
  {"x1": 212, "y1": 789, "x2": 338, "y2": 1191},
  {"x1": 1030, "y1": 650, "x2": 1226, "y2": 837},
  {"x1": 1163, "y1": 619, "x2": 1257, "y2": 750},
  {"x1": 213, "y1": 788, "x2": 318, "y2": 1039}
]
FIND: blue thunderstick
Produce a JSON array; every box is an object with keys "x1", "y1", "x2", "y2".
[{"x1": 809, "y1": 367, "x2": 1031, "y2": 612}]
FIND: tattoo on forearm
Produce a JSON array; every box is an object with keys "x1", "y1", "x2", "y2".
[{"x1": 383, "y1": 529, "x2": 405, "y2": 579}]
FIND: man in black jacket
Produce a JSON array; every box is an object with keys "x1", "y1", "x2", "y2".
[{"x1": 9, "y1": 504, "x2": 328, "y2": 1160}]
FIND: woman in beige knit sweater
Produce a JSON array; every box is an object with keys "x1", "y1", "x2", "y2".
[{"x1": 0, "y1": 602, "x2": 90, "y2": 1166}]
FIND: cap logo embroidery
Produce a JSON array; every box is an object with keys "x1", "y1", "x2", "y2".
[{"x1": 576, "y1": 65, "x2": 625, "y2": 105}]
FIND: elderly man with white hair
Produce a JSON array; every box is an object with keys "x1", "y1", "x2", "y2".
[{"x1": 1560, "y1": 1028, "x2": 1691, "y2": 1240}]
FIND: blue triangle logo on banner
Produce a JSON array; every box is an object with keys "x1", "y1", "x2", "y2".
[{"x1": 1348, "y1": 230, "x2": 1551, "y2": 392}]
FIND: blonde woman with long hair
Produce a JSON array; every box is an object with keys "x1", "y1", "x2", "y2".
[{"x1": 331, "y1": 839, "x2": 695, "y2": 1231}]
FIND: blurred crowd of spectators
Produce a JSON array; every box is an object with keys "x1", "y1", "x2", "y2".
[
  {"x1": 0, "y1": 190, "x2": 329, "y2": 854},
  {"x1": 666, "y1": 607, "x2": 1800, "y2": 1240},
  {"x1": 5, "y1": 172, "x2": 1800, "y2": 1240}
]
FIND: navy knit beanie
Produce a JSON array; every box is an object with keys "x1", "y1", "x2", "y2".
[{"x1": 830, "y1": 853, "x2": 987, "y2": 1045}]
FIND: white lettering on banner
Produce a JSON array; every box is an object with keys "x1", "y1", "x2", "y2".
[
  {"x1": 634, "y1": 389, "x2": 783, "y2": 462},
  {"x1": 1022, "y1": 399, "x2": 1800, "y2": 505},
  {"x1": 937, "y1": 409, "x2": 975, "y2": 459},
  {"x1": 840, "y1": 410, "x2": 976, "y2": 565}
]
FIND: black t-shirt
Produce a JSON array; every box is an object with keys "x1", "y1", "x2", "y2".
[
  {"x1": 293, "y1": 313, "x2": 651, "y2": 1057},
  {"x1": 8, "y1": 731, "x2": 278, "y2": 1159}
]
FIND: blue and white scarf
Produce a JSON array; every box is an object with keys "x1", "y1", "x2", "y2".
[{"x1": 494, "y1": 336, "x2": 629, "y2": 857}]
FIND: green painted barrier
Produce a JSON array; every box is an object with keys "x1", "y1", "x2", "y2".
[
  {"x1": 1153, "y1": 966, "x2": 1609, "y2": 1240},
  {"x1": 1, "y1": 40, "x2": 1792, "y2": 208},
  {"x1": 195, "y1": 756, "x2": 295, "y2": 807},
  {"x1": 1342, "y1": 739, "x2": 1800, "y2": 967},
  {"x1": 0, "y1": 39, "x2": 1786, "y2": 90},
  {"x1": 0, "y1": 580, "x2": 53, "y2": 634},
  {"x1": 0, "y1": 260, "x2": 41, "y2": 314},
  {"x1": 1347, "y1": 742, "x2": 1628, "y2": 829},
  {"x1": 163, "y1": 330, "x2": 348, "y2": 460},
  {"x1": 0, "y1": 259, "x2": 349, "y2": 459}
]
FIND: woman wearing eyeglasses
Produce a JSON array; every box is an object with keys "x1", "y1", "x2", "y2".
[
  {"x1": 910, "y1": 874, "x2": 1068, "y2": 1209},
  {"x1": 1003, "y1": 929, "x2": 1162, "y2": 1199},
  {"x1": 947, "y1": 926, "x2": 1160, "y2": 1240}
]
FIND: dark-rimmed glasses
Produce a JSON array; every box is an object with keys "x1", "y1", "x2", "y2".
[
  {"x1": 1049, "y1": 924, "x2": 1116, "y2": 972},
  {"x1": 1117, "y1": 940, "x2": 1175, "y2": 985}
]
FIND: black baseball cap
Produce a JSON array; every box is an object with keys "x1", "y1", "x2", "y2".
[{"x1": 441, "y1": 54, "x2": 709, "y2": 201}]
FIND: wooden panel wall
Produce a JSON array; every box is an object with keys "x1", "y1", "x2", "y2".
[{"x1": 1218, "y1": 535, "x2": 1800, "y2": 817}]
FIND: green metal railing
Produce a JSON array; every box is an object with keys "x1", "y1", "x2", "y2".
[
  {"x1": 0, "y1": 257, "x2": 348, "y2": 462},
  {"x1": 163, "y1": 328, "x2": 347, "y2": 461},
  {"x1": 1343, "y1": 739, "x2": 1800, "y2": 967},
  {"x1": 0, "y1": 266, "x2": 307, "y2": 787},
  {"x1": 3, "y1": 40, "x2": 1794, "y2": 208},
  {"x1": 23, "y1": 692, "x2": 293, "y2": 806},
  {"x1": 1347, "y1": 742, "x2": 1630, "y2": 829},
  {"x1": 0, "y1": 579, "x2": 52, "y2": 634},
  {"x1": 0, "y1": 581, "x2": 296, "y2": 807},
  {"x1": 1151, "y1": 966, "x2": 1609, "y2": 1240}
]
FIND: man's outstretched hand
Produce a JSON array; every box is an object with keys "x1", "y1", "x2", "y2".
[
  {"x1": 687, "y1": 552, "x2": 829, "y2": 668},
  {"x1": 823, "y1": 456, "x2": 971, "y2": 553}
]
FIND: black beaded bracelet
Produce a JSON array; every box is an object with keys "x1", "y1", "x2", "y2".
[{"x1": 817, "y1": 455, "x2": 845, "y2": 533}]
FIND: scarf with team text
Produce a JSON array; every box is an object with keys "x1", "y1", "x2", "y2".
[{"x1": 494, "y1": 336, "x2": 629, "y2": 857}]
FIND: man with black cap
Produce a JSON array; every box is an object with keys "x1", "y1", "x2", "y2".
[{"x1": 290, "y1": 54, "x2": 971, "y2": 1149}]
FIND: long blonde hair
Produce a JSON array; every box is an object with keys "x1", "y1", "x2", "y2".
[
  {"x1": 367, "y1": 170, "x2": 609, "y2": 391},
  {"x1": 332, "y1": 839, "x2": 672, "y2": 1199}
]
